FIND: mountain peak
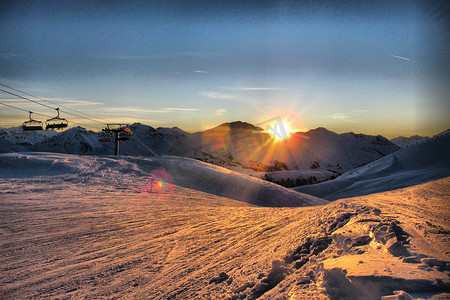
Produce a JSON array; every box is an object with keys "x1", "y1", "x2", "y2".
[
  {"x1": 219, "y1": 121, "x2": 263, "y2": 131},
  {"x1": 306, "y1": 127, "x2": 334, "y2": 135}
]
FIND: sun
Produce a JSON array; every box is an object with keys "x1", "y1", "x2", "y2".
[{"x1": 266, "y1": 120, "x2": 292, "y2": 141}]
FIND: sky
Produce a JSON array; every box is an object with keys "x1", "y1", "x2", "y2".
[{"x1": 0, "y1": 0, "x2": 448, "y2": 138}]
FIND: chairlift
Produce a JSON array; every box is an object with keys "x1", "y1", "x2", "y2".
[
  {"x1": 118, "y1": 128, "x2": 132, "y2": 141},
  {"x1": 98, "y1": 132, "x2": 112, "y2": 142},
  {"x1": 22, "y1": 111, "x2": 44, "y2": 131},
  {"x1": 46, "y1": 108, "x2": 68, "y2": 130}
]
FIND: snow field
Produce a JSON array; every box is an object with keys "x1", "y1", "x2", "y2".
[
  {"x1": 0, "y1": 151, "x2": 449, "y2": 299},
  {"x1": 294, "y1": 132, "x2": 450, "y2": 200}
]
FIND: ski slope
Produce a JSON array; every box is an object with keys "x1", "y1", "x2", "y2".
[
  {"x1": 0, "y1": 152, "x2": 327, "y2": 207},
  {"x1": 294, "y1": 131, "x2": 450, "y2": 200},
  {"x1": 1, "y1": 152, "x2": 448, "y2": 299}
]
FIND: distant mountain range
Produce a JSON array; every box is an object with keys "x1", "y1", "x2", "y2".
[
  {"x1": 0, "y1": 122, "x2": 404, "y2": 175},
  {"x1": 390, "y1": 135, "x2": 430, "y2": 148},
  {"x1": 295, "y1": 130, "x2": 450, "y2": 199}
]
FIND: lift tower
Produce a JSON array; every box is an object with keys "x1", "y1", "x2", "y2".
[{"x1": 102, "y1": 124, "x2": 132, "y2": 155}]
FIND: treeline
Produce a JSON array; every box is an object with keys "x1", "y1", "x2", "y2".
[{"x1": 263, "y1": 174, "x2": 337, "y2": 188}]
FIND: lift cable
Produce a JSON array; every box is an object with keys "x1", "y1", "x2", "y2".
[
  {"x1": 0, "y1": 85, "x2": 110, "y2": 126},
  {"x1": 132, "y1": 135, "x2": 158, "y2": 156},
  {"x1": 0, "y1": 82, "x2": 114, "y2": 124},
  {"x1": 1, "y1": 84, "x2": 157, "y2": 155},
  {"x1": 0, "y1": 101, "x2": 53, "y2": 117},
  {"x1": 0, "y1": 100, "x2": 103, "y2": 131}
]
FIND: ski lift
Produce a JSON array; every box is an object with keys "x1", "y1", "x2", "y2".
[
  {"x1": 98, "y1": 132, "x2": 112, "y2": 142},
  {"x1": 45, "y1": 108, "x2": 68, "y2": 130},
  {"x1": 118, "y1": 127, "x2": 132, "y2": 141},
  {"x1": 22, "y1": 111, "x2": 43, "y2": 131}
]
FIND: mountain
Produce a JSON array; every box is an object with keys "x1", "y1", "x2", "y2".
[
  {"x1": 195, "y1": 124, "x2": 399, "y2": 174},
  {"x1": 0, "y1": 126, "x2": 58, "y2": 152},
  {"x1": 391, "y1": 135, "x2": 429, "y2": 148},
  {"x1": 294, "y1": 129, "x2": 450, "y2": 200},
  {"x1": 0, "y1": 122, "x2": 400, "y2": 177},
  {"x1": 32, "y1": 127, "x2": 111, "y2": 155}
]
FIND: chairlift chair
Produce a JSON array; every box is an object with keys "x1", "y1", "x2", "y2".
[
  {"x1": 118, "y1": 132, "x2": 131, "y2": 141},
  {"x1": 98, "y1": 132, "x2": 112, "y2": 142},
  {"x1": 118, "y1": 127, "x2": 133, "y2": 142},
  {"x1": 46, "y1": 108, "x2": 68, "y2": 130},
  {"x1": 22, "y1": 111, "x2": 44, "y2": 131}
]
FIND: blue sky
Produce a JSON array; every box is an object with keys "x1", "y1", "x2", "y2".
[{"x1": 0, "y1": 0, "x2": 448, "y2": 137}]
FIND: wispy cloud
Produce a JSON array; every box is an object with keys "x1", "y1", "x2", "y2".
[
  {"x1": 201, "y1": 91, "x2": 236, "y2": 100},
  {"x1": 45, "y1": 98, "x2": 104, "y2": 106},
  {"x1": 0, "y1": 53, "x2": 23, "y2": 60},
  {"x1": 194, "y1": 70, "x2": 209, "y2": 74},
  {"x1": 181, "y1": 51, "x2": 226, "y2": 58},
  {"x1": 331, "y1": 110, "x2": 368, "y2": 120},
  {"x1": 105, "y1": 107, "x2": 201, "y2": 114},
  {"x1": 215, "y1": 108, "x2": 226, "y2": 116},
  {"x1": 164, "y1": 107, "x2": 201, "y2": 112},
  {"x1": 331, "y1": 114, "x2": 350, "y2": 120},
  {"x1": 0, "y1": 97, "x2": 102, "y2": 106},
  {"x1": 97, "y1": 54, "x2": 174, "y2": 60},
  {"x1": 389, "y1": 54, "x2": 411, "y2": 62},
  {"x1": 226, "y1": 87, "x2": 281, "y2": 91},
  {"x1": 97, "y1": 51, "x2": 225, "y2": 61}
]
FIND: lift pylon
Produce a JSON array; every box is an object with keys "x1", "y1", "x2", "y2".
[{"x1": 102, "y1": 124, "x2": 133, "y2": 155}]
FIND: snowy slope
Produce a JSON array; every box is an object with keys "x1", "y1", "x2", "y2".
[
  {"x1": 1, "y1": 158, "x2": 448, "y2": 300},
  {"x1": 294, "y1": 130, "x2": 450, "y2": 200},
  {"x1": 0, "y1": 152, "x2": 327, "y2": 207}
]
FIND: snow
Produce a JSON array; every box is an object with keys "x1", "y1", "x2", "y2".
[
  {"x1": 0, "y1": 128, "x2": 448, "y2": 299},
  {"x1": 198, "y1": 125, "x2": 400, "y2": 173},
  {"x1": 294, "y1": 131, "x2": 450, "y2": 200},
  {"x1": 0, "y1": 151, "x2": 448, "y2": 298},
  {"x1": 0, "y1": 123, "x2": 400, "y2": 177},
  {"x1": 391, "y1": 135, "x2": 430, "y2": 148},
  {"x1": 0, "y1": 152, "x2": 326, "y2": 207},
  {"x1": 0, "y1": 126, "x2": 58, "y2": 145}
]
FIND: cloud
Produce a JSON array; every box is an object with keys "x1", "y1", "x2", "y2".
[
  {"x1": 330, "y1": 110, "x2": 368, "y2": 120},
  {"x1": 194, "y1": 70, "x2": 209, "y2": 74},
  {"x1": 45, "y1": 98, "x2": 104, "y2": 106},
  {"x1": 0, "y1": 53, "x2": 23, "y2": 60},
  {"x1": 201, "y1": 91, "x2": 236, "y2": 100},
  {"x1": 164, "y1": 107, "x2": 201, "y2": 112},
  {"x1": 331, "y1": 113, "x2": 350, "y2": 120},
  {"x1": 227, "y1": 87, "x2": 281, "y2": 91},
  {"x1": 215, "y1": 108, "x2": 226, "y2": 116},
  {"x1": 105, "y1": 107, "x2": 200, "y2": 114},
  {"x1": 0, "y1": 97, "x2": 103, "y2": 107},
  {"x1": 97, "y1": 54, "x2": 174, "y2": 60},
  {"x1": 389, "y1": 54, "x2": 411, "y2": 62}
]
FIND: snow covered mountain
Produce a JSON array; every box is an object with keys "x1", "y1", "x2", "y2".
[
  {"x1": 196, "y1": 124, "x2": 400, "y2": 173},
  {"x1": 0, "y1": 126, "x2": 58, "y2": 152},
  {"x1": 391, "y1": 135, "x2": 430, "y2": 148},
  {"x1": 294, "y1": 130, "x2": 450, "y2": 200},
  {"x1": 0, "y1": 122, "x2": 400, "y2": 176}
]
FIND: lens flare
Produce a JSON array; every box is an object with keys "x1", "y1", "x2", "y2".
[
  {"x1": 142, "y1": 169, "x2": 174, "y2": 196},
  {"x1": 266, "y1": 120, "x2": 292, "y2": 141}
]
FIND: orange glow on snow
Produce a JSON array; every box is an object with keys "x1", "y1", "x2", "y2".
[{"x1": 142, "y1": 169, "x2": 174, "y2": 196}]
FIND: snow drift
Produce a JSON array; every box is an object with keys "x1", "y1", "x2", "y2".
[
  {"x1": 0, "y1": 152, "x2": 327, "y2": 207},
  {"x1": 294, "y1": 130, "x2": 450, "y2": 200}
]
